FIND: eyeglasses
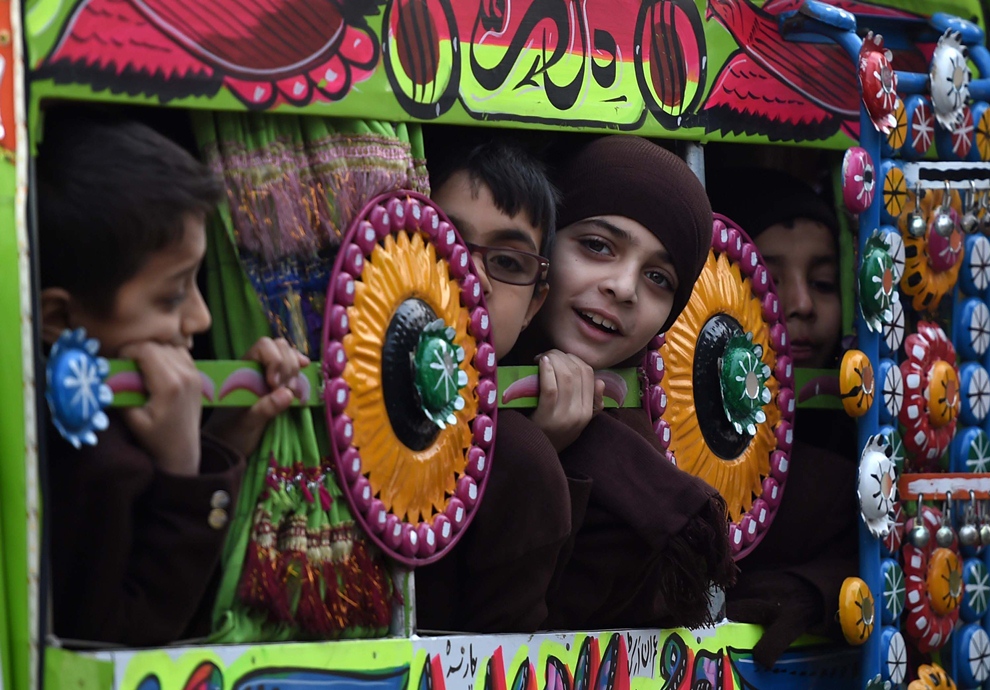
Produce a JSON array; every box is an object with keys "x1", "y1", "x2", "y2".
[{"x1": 465, "y1": 243, "x2": 550, "y2": 286}]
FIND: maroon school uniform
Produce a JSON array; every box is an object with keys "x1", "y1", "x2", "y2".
[
  {"x1": 416, "y1": 410, "x2": 590, "y2": 632},
  {"x1": 545, "y1": 407, "x2": 737, "y2": 630},
  {"x1": 48, "y1": 411, "x2": 244, "y2": 645}
]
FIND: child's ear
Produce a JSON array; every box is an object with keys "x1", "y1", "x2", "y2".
[
  {"x1": 39, "y1": 288, "x2": 72, "y2": 345},
  {"x1": 521, "y1": 282, "x2": 550, "y2": 331}
]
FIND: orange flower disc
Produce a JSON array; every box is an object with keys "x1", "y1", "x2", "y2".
[
  {"x1": 839, "y1": 576, "x2": 876, "y2": 645},
  {"x1": 840, "y1": 349, "x2": 875, "y2": 417},
  {"x1": 661, "y1": 251, "x2": 780, "y2": 523},
  {"x1": 343, "y1": 230, "x2": 478, "y2": 523},
  {"x1": 928, "y1": 360, "x2": 960, "y2": 428},
  {"x1": 927, "y1": 548, "x2": 963, "y2": 616}
]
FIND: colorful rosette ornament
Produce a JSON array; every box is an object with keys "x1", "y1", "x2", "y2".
[
  {"x1": 840, "y1": 350, "x2": 875, "y2": 417},
  {"x1": 899, "y1": 322, "x2": 959, "y2": 468},
  {"x1": 904, "y1": 506, "x2": 962, "y2": 653},
  {"x1": 839, "y1": 576, "x2": 876, "y2": 645},
  {"x1": 900, "y1": 186, "x2": 964, "y2": 312},
  {"x1": 908, "y1": 663, "x2": 958, "y2": 690},
  {"x1": 859, "y1": 232, "x2": 898, "y2": 332},
  {"x1": 324, "y1": 191, "x2": 496, "y2": 565},
  {"x1": 930, "y1": 30, "x2": 970, "y2": 131},
  {"x1": 858, "y1": 32, "x2": 898, "y2": 133},
  {"x1": 658, "y1": 215, "x2": 793, "y2": 559},
  {"x1": 842, "y1": 147, "x2": 876, "y2": 214},
  {"x1": 858, "y1": 434, "x2": 898, "y2": 539},
  {"x1": 45, "y1": 328, "x2": 113, "y2": 448}
]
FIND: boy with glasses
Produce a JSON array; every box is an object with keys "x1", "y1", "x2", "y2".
[{"x1": 415, "y1": 135, "x2": 596, "y2": 632}]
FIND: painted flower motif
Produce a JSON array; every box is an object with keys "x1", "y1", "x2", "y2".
[
  {"x1": 950, "y1": 107, "x2": 975, "y2": 159},
  {"x1": 968, "y1": 301, "x2": 990, "y2": 354},
  {"x1": 860, "y1": 232, "x2": 899, "y2": 332},
  {"x1": 858, "y1": 32, "x2": 898, "y2": 133},
  {"x1": 882, "y1": 362, "x2": 903, "y2": 420},
  {"x1": 882, "y1": 229, "x2": 905, "y2": 282},
  {"x1": 976, "y1": 108, "x2": 990, "y2": 161},
  {"x1": 883, "y1": 559, "x2": 906, "y2": 622},
  {"x1": 930, "y1": 30, "x2": 971, "y2": 131},
  {"x1": 839, "y1": 576, "x2": 876, "y2": 644},
  {"x1": 966, "y1": 235, "x2": 990, "y2": 292},
  {"x1": 965, "y1": 561, "x2": 989, "y2": 616},
  {"x1": 887, "y1": 99, "x2": 907, "y2": 149},
  {"x1": 720, "y1": 333, "x2": 772, "y2": 436},
  {"x1": 886, "y1": 632, "x2": 907, "y2": 685},
  {"x1": 899, "y1": 186, "x2": 964, "y2": 312},
  {"x1": 858, "y1": 434, "x2": 897, "y2": 538},
  {"x1": 882, "y1": 298, "x2": 905, "y2": 355},
  {"x1": 908, "y1": 663, "x2": 957, "y2": 690},
  {"x1": 965, "y1": 429, "x2": 990, "y2": 472},
  {"x1": 884, "y1": 163, "x2": 908, "y2": 220},
  {"x1": 968, "y1": 627, "x2": 990, "y2": 683},
  {"x1": 904, "y1": 507, "x2": 960, "y2": 653},
  {"x1": 929, "y1": 548, "x2": 963, "y2": 615},
  {"x1": 842, "y1": 147, "x2": 876, "y2": 214},
  {"x1": 900, "y1": 322, "x2": 959, "y2": 467},
  {"x1": 841, "y1": 349, "x2": 875, "y2": 417},
  {"x1": 910, "y1": 99, "x2": 936, "y2": 155},
  {"x1": 964, "y1": 364, "x2": 990, "y2": 423},
  {"x1": 45, "y1": 328, "x2": 113, "y2": 448}
]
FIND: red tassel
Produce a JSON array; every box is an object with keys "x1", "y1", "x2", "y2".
[{"x1": 319, "y1": 484, "x2": 333, "y2": 510}]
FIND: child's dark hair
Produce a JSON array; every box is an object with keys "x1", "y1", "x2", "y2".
[
  {"x1": 428, "y1": 133, "x2": 559, "y2": 259},
  {"x1": 36, "y1": 107, "x2": 222, "y2": 315}
]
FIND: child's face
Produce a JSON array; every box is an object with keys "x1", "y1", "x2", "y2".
[
  {"x1": 432, "y1": 171, "x2": 548, "y2": 359},
  {"x1": 44, "y1": 213, "x2": 212, "y2": 357},
  {"x1": 535, "y1": 216, "x2": 675, "y2": 370},
  {"x1": 756, "y1": 218, "x2": 841, "y2": 368}
]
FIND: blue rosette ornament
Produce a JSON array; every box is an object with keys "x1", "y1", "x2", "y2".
[{"x1": 45, "y1": 328, "x2": 113, "y2": 448}]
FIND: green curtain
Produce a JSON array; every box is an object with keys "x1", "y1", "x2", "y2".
[{"x1": 194, "y1": 112, "x2": 427, "y2": 642}]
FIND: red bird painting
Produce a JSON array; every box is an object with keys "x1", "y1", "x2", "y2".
[
  {"x1": 35, "y1": 0, "x2": 383, "y2": 108},
  {"x1": 703, "y1": 0, "x2": 927, "y2": 141}
]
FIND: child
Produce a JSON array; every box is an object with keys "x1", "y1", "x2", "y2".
[
  {"x1": 514, "y1": 135, "x2": 737, "y2": 630},
  {"x1": 415, "y1": 135, "x2": 599, "y2": 632},
  {"x1": 709, "y1": 168, "x2": 857, "y2": 667},
  {"x1": 37, "y1": 110, "x2": 308, "y2": 646}
]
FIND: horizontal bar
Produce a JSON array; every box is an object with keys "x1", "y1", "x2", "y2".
[
  {"x1": 898, "y1": 473, "x2": 990, "y2": 501},
  {"x1": 102, "y1": 361, "x2": 644, "y2": 409}
]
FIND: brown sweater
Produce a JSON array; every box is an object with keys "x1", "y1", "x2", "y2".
[
  {"x1": 416, "y1": 410, "x2": 590, "y2": 632},
  {"x1": 48, "y1": 412, "x2": 244, "y2": 646}
]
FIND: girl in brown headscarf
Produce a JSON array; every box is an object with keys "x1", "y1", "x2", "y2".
[{"x1": 512, "y1": 135, "x2": 737, "y2": 630}]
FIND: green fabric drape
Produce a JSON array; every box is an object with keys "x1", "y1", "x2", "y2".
[{"x1": 194, "y1": 112, "x2": 427, "y2": 642}]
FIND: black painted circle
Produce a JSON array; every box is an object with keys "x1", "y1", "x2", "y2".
[
  {"x1": 693, "y1": 314, "x2": 752, "y2": 460},
  {"x1": 383, "y1": 298, "x2": 442, "y2": 451}
]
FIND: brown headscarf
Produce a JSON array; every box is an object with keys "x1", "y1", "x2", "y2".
[{"x1": 555, "y1": 135, "x2": 713, "y2": 333}]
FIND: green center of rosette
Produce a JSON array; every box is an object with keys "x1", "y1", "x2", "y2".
[
  {"x1": 413, "y1": 318, "x2": 468, "y2": 429},
  {"x1": 719, "y1": 332, "x2": 772, "y2": 437}
]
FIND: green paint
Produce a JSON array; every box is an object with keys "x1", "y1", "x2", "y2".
[
  {"x1": 497, "y1": 366, "x2": 642, "y2": 409},
  {"x1": 43, "y1": 648, "x2": 113, "y2": 690},
  {"x1": 0, "y1": 154, "x2": 26, "y2": 690},
  {"x1": 794, "y1": 367, "x2": 844, "y2": 410}
]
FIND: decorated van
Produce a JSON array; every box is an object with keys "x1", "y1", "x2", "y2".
[{"x1": 2, "y1": 0, "x2": 989, "y2": 688}]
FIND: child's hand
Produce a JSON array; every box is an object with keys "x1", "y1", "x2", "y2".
[
  {"x1": 204, "y1": 337, "x2": 310, "y2": 458},
  {"x1": 118, "y1": 342, "x2": 205, "y2": 477},
  {"x1": 529, "y1": 350, "x2": 605, "y2": 452}
]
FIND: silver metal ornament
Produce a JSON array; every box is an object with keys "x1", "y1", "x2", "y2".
[
  {"x1": 961, "y1": 182, "x2": 980, "y2": 234},
  {"x1": 909, "y1": 513, "x2": 931, "y2": 548},
  {"x1": 933, "y1": 181, "x2": 956, "y2": 238}
]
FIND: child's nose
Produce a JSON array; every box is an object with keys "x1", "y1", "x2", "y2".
[
  {"x1": 785, "y1": 280, "x2": 815, "y2": 318},
  {"x1": 183, "y1": 285, "x2": 213, "y2": 336},
  {"x1": 601, "y1": 266, "x2": 638, "y2": 302}
]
